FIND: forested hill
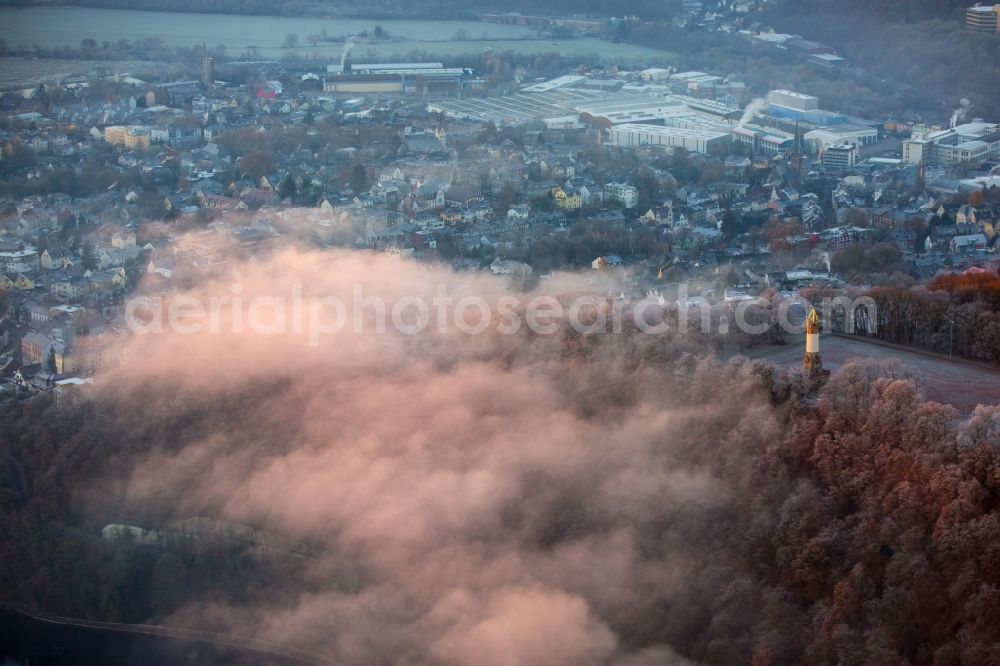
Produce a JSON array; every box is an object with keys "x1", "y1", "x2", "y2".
[
  {"x1": 759, "y1": 0, "x2": 1000, "y2": 121},
  {"x1": 767, "y1": 0, "x2": 969, "y2": 23},
  {"x1": 761, "y1": 0, "x2": 976, "y2": 35}
]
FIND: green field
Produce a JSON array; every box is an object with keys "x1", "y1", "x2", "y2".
[{"x1": 0, "y1": 6, "x2": 664, "y2": 63}]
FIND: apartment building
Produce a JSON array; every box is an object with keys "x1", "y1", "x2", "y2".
[
  {"x1": 967, "y1": 4, "x2": 1000, "y2": 32},
  {"x1": 604, "y1": 182, "x2": 639, "y2": 209},
  {"x1": 103, "y1": 125, "x2": 152, "y2": 150}
]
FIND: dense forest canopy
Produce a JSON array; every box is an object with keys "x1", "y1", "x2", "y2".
[
  {"x1": 759, "y1": 1, "x2": 1000, "y2": 120},
  {"x1": 771, "y1": 0, "x2": 970, "y2": 23}
]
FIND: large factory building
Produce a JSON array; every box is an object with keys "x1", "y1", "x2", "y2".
[
  {"x1": 903, "y1": 123, "x2": 1000, "y2": 166},
  {"x1": 324, "y1": 62, "x2": 466, "y2": 95},
  {"x1": 731, "y1": 125, "x2": 796, "y2": 156},
  {"x1": 607, "y1": 123, "x2": 732, "y2": 153}
]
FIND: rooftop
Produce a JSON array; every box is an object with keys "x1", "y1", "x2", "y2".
[
  {"x1": 770, "y1": 90, "x2": 818, "y2": 101},
  {"x1": 521, "y1": 75, "x2": 587, "y2": 93},
  {"x1": 610, "y1": 123, "x2": 733, "y2": 140},
  {"x1": 350, "y1": 62, "x2": 444, "y2": 71}
]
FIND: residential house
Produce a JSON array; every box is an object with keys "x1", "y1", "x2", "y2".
[
  {"x1": 951, "y1": 234, "x2": 988, "y2": 253},
  {"x1": 553, "y1": 188, "x2": 582, "y2": 211},
  {"x1": 54, "y1": 377, "x2": 94, "y2": 404},
  {"x1": 111, "y1": 229, "x2": 137, "y2": 249},
  {"x1": 592, "y1": 255, "x2": 624, "y2": 270},
  {"x1": 147, "y1": 253, "x2": 175, "y2": 279},
  {"x1": 870, "y1": 206, "x2": 893, "y2": 228},
  {"x1": 74, "y1": 333, "x2": 119, "y2": 374},
  {"x1": 50, "y1": 272, "x2": 89, "y2": 301},
  {"x1": 507, "y1": 205, "x2": 530, "y2": 221},
  {"x1": 444, "y1": 184, "x2": 480, "y2": 208},
  {"x1": 40, "y1": 249, "x2": 73, "y2": 270},
  {"x1": 87, "y1": 267, "x2": 127, "y2": 294},
  {"x1": 26, "y1": 302, "x2": 52, "y2": 325},
  {"x1": 0, "y1": 248, "x2": 40, "y2": 273},
  {"x1": 955, "y1": 205, "x2": 979, "y2": 226},
  {"x1": 199, "y1": 193, "x2": 239, "y2": 211},
  {"x1": 725, "y1": 155, "x2": 752, "y2": 172},
  {"x1": 640, "y1": 209, "x2": 662, "y2": 225},
  {"x1": 164, "y1": 193, "x2": 191, "y2": 213},
  {"x1": 489, "y1": 258, "x2": 533, "y2": 278},
  {"x1": 0, "y1": 273, "x2": 34, "y2": 291},
  {"x1": 52, "y1": 340, "x2": 75, "y2": 374},
  {"x1": 259, "y1": 173, "x2": 281, "y2": 191},
  {"x1": 890, "y1": 229, "x2": 918, "y2": 252},
  {"x1": 240, "y1": 188, "x2": 275, "y2": 209},
  {"x1": 48, "y1": 304, "x2": 86, "y2": 321},
  {"x1": 21, "y1": 331, "x2": 52, "y2": 366}
]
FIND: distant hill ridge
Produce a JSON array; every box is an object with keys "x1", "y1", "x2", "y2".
[{"x1": 0, "y1": 0, "x2": 676, "y2": 20}]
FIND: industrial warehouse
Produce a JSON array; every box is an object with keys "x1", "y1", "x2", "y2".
[
  {"x1": 606, "y1": 123, "x2": 732, "y2": 153},
  {"x1": 423, "y1": 71, "x2": 896, "y2": 164},
  {"x1": 425, "y1": 88, "x2": 629, "y2": 126},
  {"x1": 324, "y1": 62, "x2": 469, "y2": 95},
  {"x1": 428, "y1": 87, "x2": 853, "y2": 157},
  {"x1": 902, "y1": 122, "x2": 1000, "y2": 166}
]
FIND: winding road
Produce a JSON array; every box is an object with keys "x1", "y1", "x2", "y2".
[
  {"x1": 732, "y1": 334, "x2": 1000, "y2": 411},
  {"x1": 2, "y1": 602, "x2": 345, "y2": 666}
]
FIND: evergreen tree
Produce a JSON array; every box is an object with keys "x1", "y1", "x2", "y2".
[
  {"x1": 47, "y1": 345, "x2": 57, "y2": 373},
  {"x1": 81, "y1": 242, "x2": 98, "y2": 271},
  {"x1": 278, "y1": 175, "x2": 297, "y2": 201},
  {"x1": 350, "y1": 165, "x2": 369, "y2": 194}
]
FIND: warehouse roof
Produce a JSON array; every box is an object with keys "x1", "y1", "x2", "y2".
[{"x1": 610, "y1": 123, "x2": 732, "y2": 140}]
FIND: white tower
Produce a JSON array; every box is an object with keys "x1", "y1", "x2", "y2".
[{"x1": 803, "y1": 308, "x2": 826, "y2": 377}]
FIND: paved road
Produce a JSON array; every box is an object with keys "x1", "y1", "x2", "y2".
[
  {"x1": 732, "y1": 335, "x2": 1000, "y2": 412},
  {"x1": 2, "y1": 602, "x2": 344, "y2": 666}
]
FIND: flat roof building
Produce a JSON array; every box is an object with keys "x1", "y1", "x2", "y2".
[
  {"x1": 903, "y1": 122, "x2": 1000, "y2": 165},
  {"x1": 804, "y1": 126, "x2": 878, "y2": 153},
  {"x1": 607, "y1": 123, "x2": 732, "y2": 154},
  {"x1": 767, "y1": 90, "x2": 819, "y2": 112},
  {"x1": 521, "y1": 75, "x2": 587, "y2": 93},
  {"x1": 325, "y1": 66, "x2": 464, "y2": 95},
  {"x1": 670, "y1": 71, "x2": 725, "y2": 87},
  {"x1": 732, "y1": 124, "x2": 795, "y2": 156},
  {"x1": 576, "y1": 96, "x2": 689, "y2": 126},
  {"x1": 669, "y1": 95, "x2": 741, "y2": 119},
  {"x1": 821, "y1": 144, "x2": 858, "y2": 170},
  {"x1": 330, "y1": 62, "x2": 444, "y2": 73},
  {"x1": 428, "y1": 88, "x2": 615, "y2": 125},
  {"x1": 809, "y1": 53, "x2": 847, "y2": 68},
  {"x1": 967, "y1": 4, "x2": 1000, "y2": 32},
  {"x1": 431, "y1": 90, "x2": 736, "y2": 129},
  {"x1": 640, "y1": 68, "x2": 672, "y2": 82}
]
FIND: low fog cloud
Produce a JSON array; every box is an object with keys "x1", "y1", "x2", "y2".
[{"x1": 93, "y1": 248, "x2": 778, "y2": 665}]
